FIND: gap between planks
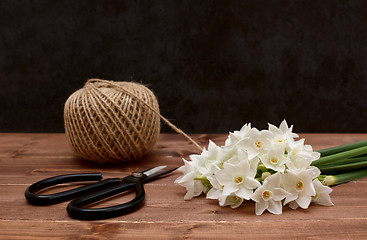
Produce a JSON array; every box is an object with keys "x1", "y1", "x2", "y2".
[{"x1": 3, "y1": 218, "x2": 367, "y2": 224}]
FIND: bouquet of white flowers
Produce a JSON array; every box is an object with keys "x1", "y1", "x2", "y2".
[{"x1": 175, "y1": 120, "x2": 367, "y2": 215}]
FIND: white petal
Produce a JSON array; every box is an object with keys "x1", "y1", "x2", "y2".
[
  {"x1": 271, "y1": 188, "x2": 290, "y2": 201},
  {"x1": 296, "y1": 194, "x2": 312, "y2": 209},
  {"x1": 207, "y1": 140, "x2": 218, "y2": 152},
  {"x1": 238, "y1": 158, "x2": 252, "y2": 173},
  {"x1": 236, "y1": 186, "x2": 254, "y2": 200},
  {"x1": 236, "y1": 137, "x2": 249, "y2": 149},
  {"x1": 244, "y1": 177, "x2": 261, "y2": 189},
  {"x1": 284, "y1": 193, "x2": 298, "y2": 205},
  {"x1": 255, "y1": 201, "x2": 269, "y2": 215},
  {"x1": 239, "y1": 123, "x2": 251, "y2": 136},
  {"x1": 230, "y1": 199, "x2": 244, "y2": 208},
  {"x1": 249, "y1": 157, "x2": 260, "y2": 173},
  {"x1": 268, "y1": 123, "x2": 281, "y2": 135},
  {"x1": 314, "y1": 193, "x2": 334, "y2": 206},
  {"x1": 303, "y1": 182, "x2": 316, "y2": 197},
  {"x1": 193, "y1": 180, "x2": 204, "y2": 197},
  {"x1": 223, "y1": 183, "x2": 238, "y2": 196},
  {"x1": 207, "y1": 175, "x2": 221, "y2": 189},
  {"x1": 267, "y1": 200, "x2": 283, "y2": 215},
  {"x1": 272, "y1": 164, "x2": 285, "y2": 173},
  {"x1": 247, "y1": 148, "x2": 260, "y2": 160},
  {"x1": 174, "y1": 176, "x2": 183, "y2": 184},
  {"x1": 223, "y1": 195, "x2": 244, "y2": 208},
  {"x1": 281, "y1": 171, "x2": 296, "y2": 191},
  {"x1": 288, "y1": 201, "x2": 299, "y2": 209},
  {"x1": 227, "y1": 155, "x2": 241, "y2": 165},
  {"x1": 184, "y1": 191, "x2": 194, "y2": 200},
  {"x1": 215, "y1": 169, "x2": 232, "y2": 186},
  {"x1": 309, "y1": 166, "x2": 321, "y2": 179},
  {"x1": 279, "y1": 120, "x2": 289, "y2": 133},
  {"x1": 206, "y1": 187, "x2": 222, "y2": 200},
  {"x1": 260, "y1": 129, "x2": 274, "y2": 140},
  {"x1": 250, "y1": 187, "x2": 263, "y2": 202},
  {"x1": 178, "y1": 171, "x2": 195, "y2": 183},
  {"x1": 183, "y1": 183, "x2": 194, "y2": 200},
  {"x1": 312, "y1": 180, "x2": 334, "y2": 206},
  {"x1": 313, "y1": 179, "x2": 333, "y2": 194},
  {"x1": 218, "y1": 195, "x2": 228, "y2": 206},
  {"x1": 263, "y1": 172, "x2": 281, "y2": 189}
]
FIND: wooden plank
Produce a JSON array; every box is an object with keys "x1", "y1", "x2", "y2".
[
  {"x1": 0, "y1": 134, "x2": 74, "y2": 158},
  {"x1": 2, "y1": 181, "x2": 367, "y2": 221},
  {"x1": 1, "y1": 219, "x2": 367, "y2": 240},
  {"x1": 1, "y1": 133, "x2": 367, "y2": 239}
]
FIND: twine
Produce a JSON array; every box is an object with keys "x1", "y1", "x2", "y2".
[{"x1": 64, "y1": 79, "x2": 202, "y2": 163}]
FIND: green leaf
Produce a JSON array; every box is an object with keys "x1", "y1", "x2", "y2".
[
  {"x1": 312, "y1": 146, "x2": 367, "y2": 166},
  {"x1": 316, "y1": 157, "x2": 367, "y2": 167},
  {"x1": 317, "y1": 140, "x2": 367, "y2": 157},
  {"x1": 318, "y1": 160, "x2": 367, "y2": 175}
]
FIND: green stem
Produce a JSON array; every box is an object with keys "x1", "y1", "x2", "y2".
[
  {"x1": 317, "y1": 140, "x2": 367, "y2": 157},
  {"x1": 318, "y1": 160, "x2": 367, "y2": 175},
  {"x1": 316, "y1": 157, "x2": 367, "y2": 167},
  {"x1": 194, "y1": 177, "x2": 207, "y2": 181},
  {"x1": 312, "y1": 146, "x2": 367, "y2": 166},
  {"x1": 322, "y1": 168, "x2": 367, "y2": 186}
]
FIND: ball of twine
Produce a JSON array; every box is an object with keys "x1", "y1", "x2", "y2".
[{"x1": 64, "y1": 79, "x2": 202, "y2": 163}]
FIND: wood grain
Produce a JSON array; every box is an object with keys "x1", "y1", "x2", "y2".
[{"x1": 1, "y1": 133, "x2": 367, "y2": 239}]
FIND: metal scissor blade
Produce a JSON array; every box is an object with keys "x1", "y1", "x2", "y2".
[
  {"x1": 142, "y1": 167, "x2": 178, "y2": 183},
  {"x1": 143, "y1": 166, "x2": 167, "y2": 177}
]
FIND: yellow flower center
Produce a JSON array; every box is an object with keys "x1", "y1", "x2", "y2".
[
  {"x1": 262, "y1": 191, "x2": 270, "y2": 198},
  {"x1": 261, "y1": 190, "x2": 272, "y2": 201},
  {"x1": 278, "y1": 139, "x2": 283, "y2": 143},
  {"x1": 234, "y1": 176, "x2": 243, "y2": 184},
  {"x1": 255, "y1": 140, "x2": 262, "y2": 148},
  {"x1": 270, "y1": 158, "x2": 278, "y2": 164},
  {"x1": 296, "y1": 181, "x2": 303, "y2": 190}
]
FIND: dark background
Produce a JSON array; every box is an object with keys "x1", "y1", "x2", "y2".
[{"x1": 1, "y1": 0, "x2": 366, "y2": 134}]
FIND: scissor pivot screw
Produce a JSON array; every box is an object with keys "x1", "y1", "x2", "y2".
[{"x1": 132, "y1": 172, "x2": 143, "y2": 177}]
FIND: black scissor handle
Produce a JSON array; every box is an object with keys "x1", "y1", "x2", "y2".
[
  {"x1": 25, "y1": 173, "x2": 122, "y2": 206},
  {"x1": 67, "y1": 178, "x2": 145, "y2": 220}
]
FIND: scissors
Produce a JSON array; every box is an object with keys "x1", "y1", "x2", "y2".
[{"x1": 25, "y1": 166, "x2": 176, "y2": 220}]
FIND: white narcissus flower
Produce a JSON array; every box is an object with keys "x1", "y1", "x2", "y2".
[
  {"x1": 225, "y1": 123, "x2": 252, "y2": 146},
  {"x1": 227, "y1": 148, "x2": 260, "y2": 174},
  {"x1": 221, "y1": 194, "x2": 244, "y2": 208},
  {"x1": 259, "y1": 147, "x2": 288, "y2": 173},
  {"x1": 312, "y1": 179, "x2": 334, "y2": 206},
  {"x1": 250, "y1": 173, "x2": 290, "y2": 215},
  {"x1": 286, "y1": 139, "x2": 320, "y2": 170},
  {"x1": 206, "y1": 175, "x2": 224, "y2": 201},
  {"x1": 282, "y1": 167, "x2": 321, "y2": 209},
  {"x1": 206, "y1": 176, "x2": 244, "y2": 208},
  {"x1": 215, "y1": 160, "x2": 261, "y2": 200},
  {"x1": 237, "y1": 128, "x2": 274, "y2": 160},
  {"x1": 268, "y1": 120, "x2": 298, "y2": 149},
  {"x1": 196, "y1": 140, "x2": 224, "y2": 177},
  {"x1": 174, "y1": 158, "x2": 204, "y2": 200}
]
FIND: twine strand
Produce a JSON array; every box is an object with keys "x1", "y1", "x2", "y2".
[{"x1": 86, "y1": 79, "x2": 203, "y2": 152}]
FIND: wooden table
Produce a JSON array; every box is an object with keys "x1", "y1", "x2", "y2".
[{"x1": 1, "y1": 133, "x2": 367, "y2": 239}]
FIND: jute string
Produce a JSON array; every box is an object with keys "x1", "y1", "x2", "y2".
[{"x1": 64, "y1": 78, "x2": 203, "y2": 163}]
